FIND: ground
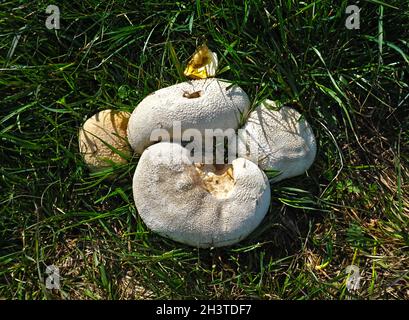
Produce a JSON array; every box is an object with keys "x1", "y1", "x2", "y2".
[{"x1": 0, "y1": 0, "x2": 408, "y2": 299}]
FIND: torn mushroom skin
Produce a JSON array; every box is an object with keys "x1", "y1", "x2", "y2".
[{"x1": 194, "y1": 164, "x2": 235, "y2": 199}]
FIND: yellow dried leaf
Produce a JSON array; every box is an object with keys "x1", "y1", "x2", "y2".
[{"x1": 184, "y1": 44, "x2": 218, "y2": 79}]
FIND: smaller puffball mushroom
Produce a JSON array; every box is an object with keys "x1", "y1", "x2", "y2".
[
  {"x1": 79, "y1": 109, "x2": 132, "y2": 171},
  {"x1": 238, "y1": 100, "x2": 317, "y2": 182},
  {"x1": 132, "y1": 142, "x2": 271, "y2": 248}
]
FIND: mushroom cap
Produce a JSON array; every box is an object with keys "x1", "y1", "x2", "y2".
[
  {"x1": 127, "y1": 78, "x2": 250, "y2": 154},
  {"x1": 238, "y1": 100, "x2": 317, "y2": 182},
  {"x1": 79, "y1": 109, "x2": 132, "y2": 171},
  {"x1": 132, "y1": 142, "x2": 271, "y2": 248}
]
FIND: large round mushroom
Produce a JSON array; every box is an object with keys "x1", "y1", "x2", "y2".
[
  {"x1": 127, "y1": 78, "x2": 250, "y2": 154},
  {"x1": 238, "y1": 100, "x2": 317, "y2": 182},
  {"x1": 132, "y1": 142, "x2": 271, "y2": 248}
]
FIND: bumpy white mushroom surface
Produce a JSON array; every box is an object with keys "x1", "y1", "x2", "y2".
[
  {"x1": 79, "y1": 109, "x2": 131, "y2": 171},
  {"x1": 132, "y1": 142, "x2": 271, "y2": 248},
  {"x1": 127, "y1": 78, "x2": 250, "y2": 154},
  {"x1": 238, "y1": 100, "x2": 316, "y2": 182}
]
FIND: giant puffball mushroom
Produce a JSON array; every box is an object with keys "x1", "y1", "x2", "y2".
[
  {"x1": 132, "y1": 142, "x2": 271, "y2": 248},
  {"x1": 238, "y1": 100, "x2": 317, "y2": 182},
  {"x1": 127, "y1": 78, "x2": 250, "y2": 154},
  {"x1": 79, "y1": 109, "x2": 132, "y2": 171}
]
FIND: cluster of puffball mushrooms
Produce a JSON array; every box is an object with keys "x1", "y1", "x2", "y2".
[{"x1": 79, "y1": 45, "x2": 317, "y2": 248}]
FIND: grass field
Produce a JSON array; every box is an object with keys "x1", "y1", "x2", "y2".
[{"x1": 1, "y1": 0, "x2": 408, "y2": 299}]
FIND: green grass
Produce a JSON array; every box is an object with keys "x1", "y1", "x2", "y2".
[{"x1": 1, "y1": 0, "x2": 408, "y2": 299}]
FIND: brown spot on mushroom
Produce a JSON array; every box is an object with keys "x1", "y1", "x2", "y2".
[{"x1": 183, "y1": 90, "x2": 203, "y2": 99}]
